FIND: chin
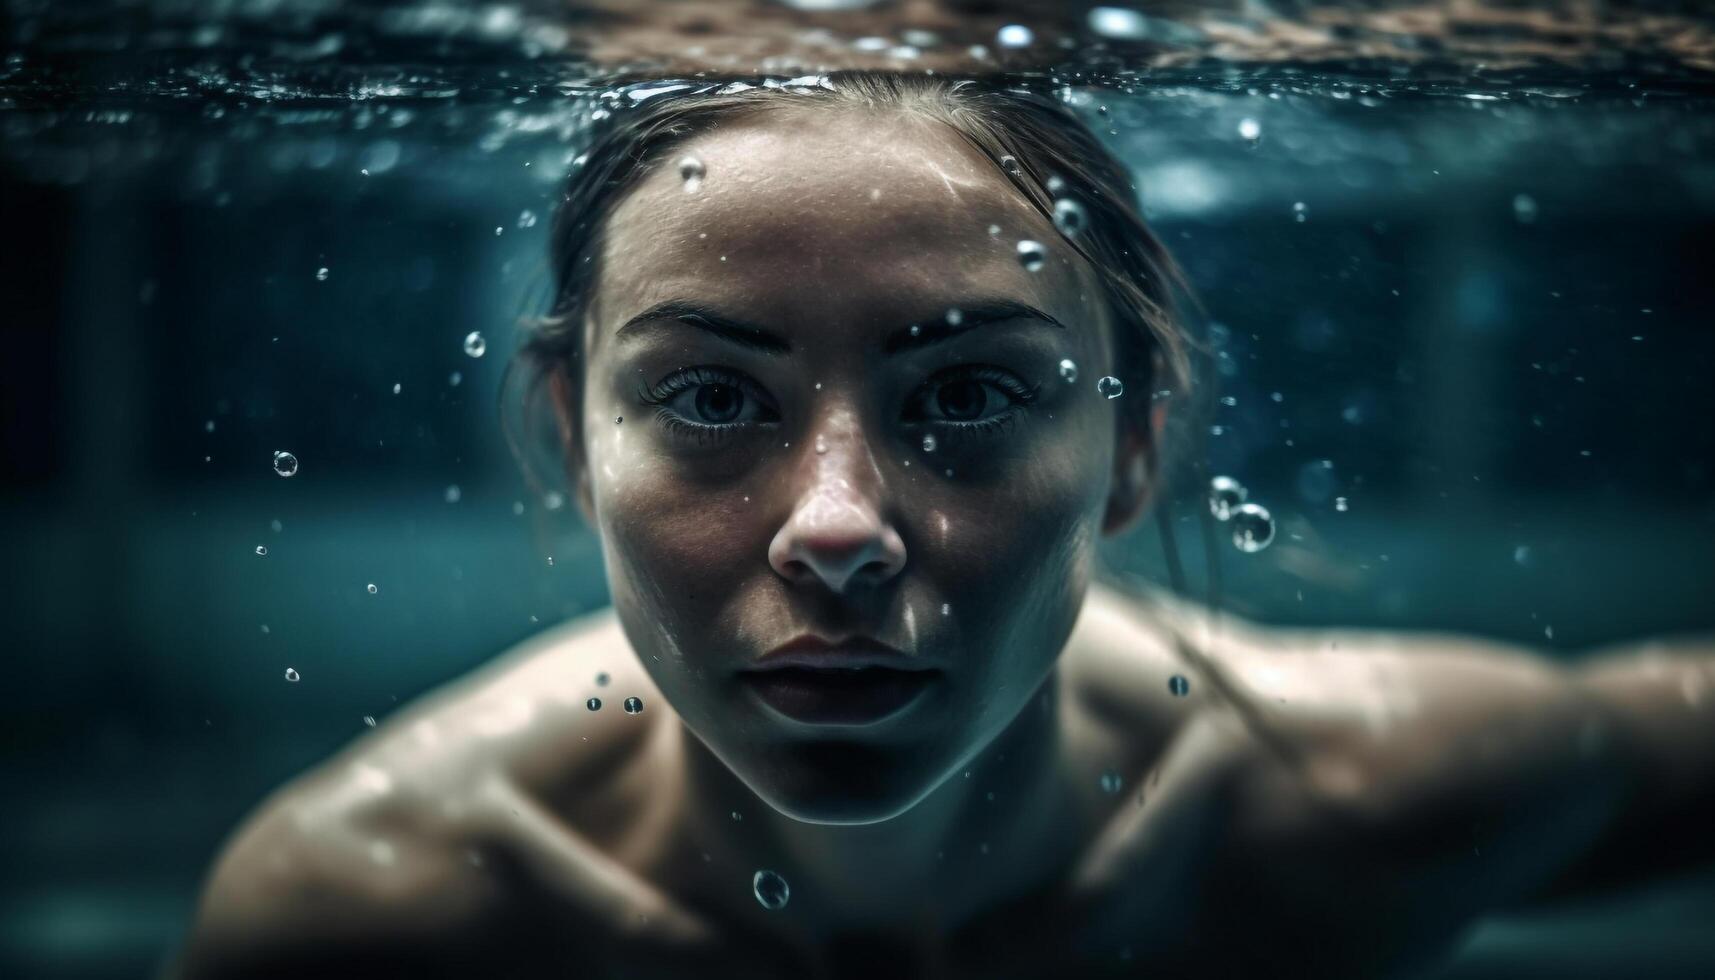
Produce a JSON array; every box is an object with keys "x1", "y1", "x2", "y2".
[{"x1": 739, "y1": 739, "x2": 959, "y2": 825}]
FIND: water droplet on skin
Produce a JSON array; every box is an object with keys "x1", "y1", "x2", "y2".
[
  {"x1": 1169, "y1": 674, "x2": 1190, "y2": 697},
  {"x1": 1209, "y1": 475, "x2": 1248, "y2": 521},
  {"x1": 1053, "y1": 198, "x2": 1087, "y2": 236},
  {"x1": 1335, "y1": 496, "x2": 1349, "y2": 512},
  {"x1": 1057, "y1": 358, "x2": 1079, "y2": 383},
  {"x1": 1016, "y1": 239, "x2": 1046, "y2": 272},
  {"x1": 753, "y1": 869, "x2": 790, "y2": 910},
  {"x1": 614, "y1": 416, "x2": 622, "y2": 424},
  {"x1": 284, "y1": 667, "x2": 300, "y2": 682},
  {"x1": 272, "y1": 450, "x2": 299, "y2": 477},
  {"x1": 921, "y1": 434, "x2": 937, "y2": 453},
  {"x1": 1100, "y1": 769, "x2": 1123, "y2": 794},
  {"x1": 444, "y1": 485, "x2": 461, "y2": 504},
  {"x1": 1231, "y1": 502, "x2": 1275, "y2": 553},
  {"x1": 315, "y1": 267, "x2": 329, "y2": 281},
  {"x1": 623, "y1": 696, "x2": 643, "y2": 714},
  {"x1": 1096, "y1": 376, "x2": 1124, "y2": 399},
  {"x1": 586, "y1": 697, "x2": 601, "y2": 711},
  {"x1": 999, "y1": 154, "x2": 1022, "y2": 177},
  {"x1": 814, "y1": 435, "x2": 828, "y2": 454},
  {"x1": 255, "y1": 545, "x2": 267, "y2": 556},
  {"x1": 463, "y1": 331, "x2": 486, "y2": 357},
  {"x1": 367, "y1": 583, "x2": 378, "y2": 594},
  {"x1": 678, "y1": 155, "x2": 705, "y2": 192}
]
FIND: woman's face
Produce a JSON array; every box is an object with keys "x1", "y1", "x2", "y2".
[{"x1": 574, "y1": 106, "x2": 1140, "y2": 824}]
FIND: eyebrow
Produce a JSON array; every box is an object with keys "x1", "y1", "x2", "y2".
[{"x1": 614, "y1": 298, "x2": 1065, "y2": 356}]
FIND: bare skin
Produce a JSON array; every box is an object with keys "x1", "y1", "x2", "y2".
[
  {"x1": 174, "y1": 103, "x2": 1715, "y2": 979},
  {"x1": 173, "y1": 588, "x2": 1715, "y2": 979}
]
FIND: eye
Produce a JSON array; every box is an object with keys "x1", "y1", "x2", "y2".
[
  {"x1": 912, "y1": 365, "x2": 1039, "y2": 432},
  {"x1": 638, "y1": 366, "x2": 776, "y2": 440}
]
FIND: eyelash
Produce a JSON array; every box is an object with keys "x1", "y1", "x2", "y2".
[{"x1": 636, "y1": 364, "x2": 1040, "y2": 445}]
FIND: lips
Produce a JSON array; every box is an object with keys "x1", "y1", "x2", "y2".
[{"x1": 742, "y1": 635, "x2": 939, "y2": 725}]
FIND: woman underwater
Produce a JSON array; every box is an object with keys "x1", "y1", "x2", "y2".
[{"x1": 175, "y1": 71, "x2": 1715, "y2": 979}]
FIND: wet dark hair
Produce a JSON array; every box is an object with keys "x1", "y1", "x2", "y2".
[{"x1": 503, "y1": 69, "x2": 1196, "y2": 492}]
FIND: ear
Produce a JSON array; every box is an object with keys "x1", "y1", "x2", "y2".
[
  {"x1": 1101, "y1": 401, "x2": 1167, "y2": 536},
  {"x1": 547, "y1": 368, "x2": 596, "y2": 526}
]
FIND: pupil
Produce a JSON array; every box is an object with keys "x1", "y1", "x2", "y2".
[
  {"x1": 938, "y1": 380, "x2": 985, "y2": 421},
  {"x1": 695, "y1": 383, "x2": 741, "y2": 423}
]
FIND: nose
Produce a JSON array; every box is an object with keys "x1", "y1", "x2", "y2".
[{"x1": 767, "y1": 424, "x2": 907, "y2": 595}]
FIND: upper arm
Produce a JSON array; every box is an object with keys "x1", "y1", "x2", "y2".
[{"x1": 172, "y1": 766, "x2": 502, "y2": 979}]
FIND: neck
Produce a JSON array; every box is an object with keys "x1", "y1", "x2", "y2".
[{"x1": 677, "y1": 667, "x2": 1079, "y2": 934}]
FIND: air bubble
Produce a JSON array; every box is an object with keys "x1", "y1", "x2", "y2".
[
  {"x1": 367, "y1": 583, "x2": 378, "y2": 594},
  {"x1": 445, "y1": 484, "x2": 462, "y2": 504},
  {"x1": 1334, "y1": 496, "x2": 1349, "y2": 512},
  {"x1": 517, "y1": 209, "x2": 538, "y2": 229},
  {"x1": 1096, "y1": 376, "x2": 1124, "y2": 399},
  {"x1": 753, "y1": 869, "x2": 790, "y2": 910},
  {"x1": 1016, "y1": 239, "x2": 1046, "y2": 272},
  {"x1": 1053, "y1": 198, "x2": 1087, "y2": 236},
  {"x1": 1099, "y1": 769, "x2": 1123, "y2": 794},
  {"x1": 255, "y1": 545, "x2": 267, "y2": 556},
  {"x1": 363, "y1": 715, "x2": 376, "y2": 727},
  {"x1": 272, "y1": 450, "x2": 299, "y2": 477},
  {"x1": 921, "y1": 434, "x2": 937, "y2": 453},
  {"x1": 1169, "y1": 674, "x2": 1190, "y2": 697},
  {"x1": 1293, "y1": 201, "x2": 1308, "y2": 223},
  {"x1": 1238, "y1": 117, "x2": 1262, "y2": 144},
  {"x1": 315, "y1": 267, "x2": 329, "y2": 281},
  {"x1": 284, "y1": 667, "x2": 300, "y2": 683},
  {"x1": 1231, "y1": 502, "x2": 1275, "y2": 553},
  {"x1": 1513, "y1": 193, "x2": 1539, "y2": 224},
  {"x1": 623, "y1": 696, "x2": 643, "y2": 714},
  {"x1": 678, "y1": 155, "x2": 705, "y2": 192},
  {"x1": 463, "y1": 331, "x2": 487, "y2": 357},
  {"x1": 1058, "y1": 358, "x2": 1078, "y2": 383},
  {"x1": 996, "y1": 25, "x2": 1034, "y2": 48},
  {"x1": 1208, "y1": 475, "x2": 1247, "y2": 520},
  {"x1": 392, "y1": 382, "x2": 401, "y2": 395},
  {"x1": 586, "y1": 697, "x2": 601, "y2": 711},
  {"x1": 815, "y1": 435, "x2": 828, "y2": 454}
]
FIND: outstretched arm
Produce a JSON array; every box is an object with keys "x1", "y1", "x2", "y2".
[{"x1": 1529, "y1": 635, "x2": 1715, "y2": 903}]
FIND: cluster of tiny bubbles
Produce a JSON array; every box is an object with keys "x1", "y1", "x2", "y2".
[
  {"x1": 678, "y1": 155, "x2": 705, "y2": 192},
  {"x1": 272, "y1": 450, "x2": 299, "y2": 477},
  {"x1": 463, "y1": 331, "x2": 487, "y2": 358},
  {"x1": 1293, "y1": 201, "x2": 1309, "y2": 223},
  {"x1": 445, "y1": 484, "x2": 462, "y2": 504},
  {"x1": 367, "y1": 583, "x2": 378, "y2": 594},
  {"x1": 1208, "y1": 475, "x2": 1248, "y2": 521},
  {"x1": 1052, "y1": 198, "x2": 1088, "y2": 237},
  {"x1": 255, "y1": 545, "x2": 267, "y2": 557},
  {"x1": 1231, "y1": 502, "x2": 1276, "y2": 553},
  {"x1": 284, "y1": 668, "x2": 300, "y2": 683},
  {"x1": 1096, "y1": 375, "x2": 1124, "y2": 399},
  {"x1": 1059, "y1": 358, "x2": 1079, "y2": 383},
  {"x1": 921, "y1": 433, "x2": 937, "y2": 453},
  {"x1": 315, "y1": 267, "x2": 329, "y2": 281},
  {"x1": 1238, "y1": 117, "x2": 1262, "y2": 146},
  {"x1": 1016, "y1": 239, "x2": 1046, "y2": 272},
  {"x1": 1169, "y1": 674, "x2": 1190, "y2": 697},
  {"x1": 996, "y1": 24, "x2": 1034, "y2": 48},
  {"x1": 1099, "y1": 769, "x2": 1123, "y2": 794},
  {"x1": 623, "y1": 696, "x2": 644, "y2": 714},
  {"x1": 586, "y1": 697, "x2": 602, "y2": 711},
  {"x1": 753, "y1": 869, "x2": 791, "y2": 911}
]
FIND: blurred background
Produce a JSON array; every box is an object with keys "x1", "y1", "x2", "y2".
[{"x1": 3, "y1": 1, "x2": 1714, "y2": 977}]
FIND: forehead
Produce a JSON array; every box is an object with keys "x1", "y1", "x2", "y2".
[{"x1": 591, "y1": 105, "x2": 1100, "y2": 345}]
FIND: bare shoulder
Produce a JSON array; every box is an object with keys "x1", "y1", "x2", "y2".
[{"x1": 176, "y1": 609, "x2": 661, "y2": 977}]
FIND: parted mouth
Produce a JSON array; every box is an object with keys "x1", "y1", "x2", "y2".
[{"x1": 748, "y1": 634, "x2": 931, "y2": 672}]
